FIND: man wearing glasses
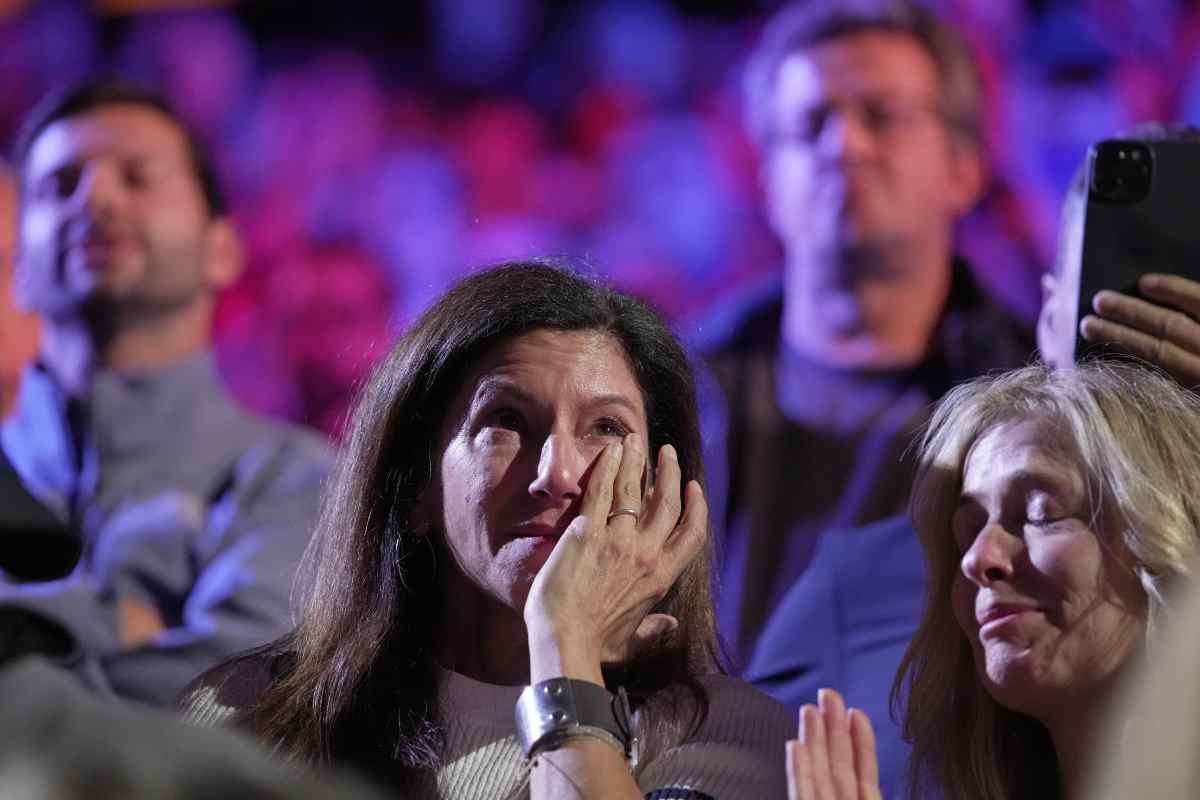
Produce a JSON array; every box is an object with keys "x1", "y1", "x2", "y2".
[{"x1": 700, "y1": 0, "x2": 1032, "y2": 747}]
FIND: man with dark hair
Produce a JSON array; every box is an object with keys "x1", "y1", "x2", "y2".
[
  {"x1": 699, "y1": 0, "x2": 1033, "y2": 664},
  {"x1": 12, "y1": 79, "x2": 227, "y2": 218},
  {"x1": 0, "y1": 78, "x2": 331, "y2": 705}
]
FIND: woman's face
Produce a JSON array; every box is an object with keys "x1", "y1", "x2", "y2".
[
  {"x1": 435, "y1": 328, "x2": 649, "y2": 613},
  {"x1": 950, "y1": 418, "x2": 1146, "y2": 719}
]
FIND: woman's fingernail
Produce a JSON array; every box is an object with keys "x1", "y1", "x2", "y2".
[
  {"x1": 626, "y1": 432, "x2": 640, "y2": 451},
  {"x1": 662, "y1": 444, "x2": 677, "y2": 462}
]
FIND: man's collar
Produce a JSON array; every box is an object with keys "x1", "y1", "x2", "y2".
[{"x1": 6, "y1": 350, "x2": 222, "y2": 465}]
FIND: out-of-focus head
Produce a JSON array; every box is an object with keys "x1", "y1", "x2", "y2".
[
  {"x1": 745, "y1": 0, "x2": 985, "y2": 275},
  {"x1": 1036, "y1": 163, "x2": 1086, "y2": 370},
  {"x1": 301, "y1": 259, "x2": 718, "y2": 674},
  {"x1": 0, "y1": 164, "x2": 40, "y2": 416},
  {"x1": 1037, "y1": 123, "x2": 1200, "y2": 369},
  {"x1": 900, "y1": 363, "x2": 1200, "y2": 797},
  {"x1": 12, "y1": 77, "x2": 239, "y2": 323}
]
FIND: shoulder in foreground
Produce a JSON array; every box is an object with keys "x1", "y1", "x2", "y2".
[{"x1": 177, "y1": 648, "x2": 283, "y2": 727}]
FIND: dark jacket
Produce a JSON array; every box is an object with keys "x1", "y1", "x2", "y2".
[{"x1": 694, "y1": 260, "x2": 1034, "y2": 660}]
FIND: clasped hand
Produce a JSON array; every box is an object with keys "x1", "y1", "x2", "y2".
[
  {"x1": 788, "y1": 689, "x2": 881, "y2": 800},
  {"x1": 523, "y1": 433, "x2": 707, "y2": 682}
]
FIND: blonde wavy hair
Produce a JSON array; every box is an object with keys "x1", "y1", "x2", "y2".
[{"x1": 894, "y1": 362, "x2": 1200, "y2": 799}]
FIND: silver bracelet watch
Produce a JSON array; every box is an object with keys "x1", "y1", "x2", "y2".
[{"x1": 514, "y1": 677, "x2": 635, "y2": 762}]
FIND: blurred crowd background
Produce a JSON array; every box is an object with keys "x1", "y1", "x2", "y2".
[{"x1": 1, "y1": 0, "x2": 1197, "y2": 437}]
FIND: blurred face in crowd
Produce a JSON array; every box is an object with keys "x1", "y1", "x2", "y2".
[
  {"x1": 1037, "y1": 190, "x2": 1084, "y2": 369},
  {"x1": 435, "y1": 328, "x2": 649, "y2": 614},
  {"x1": 950, "y1": 418, "x2": 1146, "y2": 720},
  {"x1": 0, "y1": 171, "x2": 39, "y2": 415},
  {"x1": 762, "y1": 31, "x2": 982, "y2": 280},
  {"x1": 16, "y1": 103, "x2": 237, "y2": 322}
]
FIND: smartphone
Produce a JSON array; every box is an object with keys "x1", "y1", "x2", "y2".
[{"x1": 1074, "y1": 137, "x2": 1200, "y2": 359}]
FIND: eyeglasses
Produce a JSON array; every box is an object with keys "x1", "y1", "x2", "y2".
[{"x1": 769, "y1": 94, "x2": 950, "y2": 147}]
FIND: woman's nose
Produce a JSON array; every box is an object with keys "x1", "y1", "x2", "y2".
[
  {"x1": 527, "y1": 434, "x2": 586, "y2": 502},
  {"x1": 961, "y1": 523, "x2": 1019, "y2": 587}
]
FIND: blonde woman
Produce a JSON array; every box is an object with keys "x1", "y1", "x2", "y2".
[{"x1": 789, "y1": 362, "x2": 1200, "y2": 800}]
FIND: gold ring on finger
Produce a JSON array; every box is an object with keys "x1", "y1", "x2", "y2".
[{"x1": 607, "y1": 507, "x2": 640, "y2": 524}]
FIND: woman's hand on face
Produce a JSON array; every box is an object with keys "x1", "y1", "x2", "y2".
[
  {"x1": 787, "y1": 689, "x2": 881, "y2": 800},
  {"x1": 524, "y1": 432, "x2": 707, "y2": 683}
]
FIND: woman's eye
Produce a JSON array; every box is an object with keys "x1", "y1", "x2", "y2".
[
  {"x1": 490, "y1": 408, "x2": 523, "y2": 431},
  {"x1": 1025, "y1": 494, "x2": 1067, "y2": 526},
  {"x1": 594, "y1": 417, "x2": 630, "y2": 438}
]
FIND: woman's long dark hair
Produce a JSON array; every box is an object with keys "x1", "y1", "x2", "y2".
[{"x1": 237, "y1": 261, "x2": 723, "y2": 786}]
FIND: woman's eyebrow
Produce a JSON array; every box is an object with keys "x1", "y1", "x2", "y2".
[
  {"x1": 958, "y1": 469, "x2": 1076, "y2": 506},
  {"x1": 473, "y1": 378, "x2": 641, "y2": 415},
  {"x1": 472, "y1": 377, "x2": 534, "y2": 406},
  {"x1": 585, "y1": 393, "x2": 641, "y2": 416}
]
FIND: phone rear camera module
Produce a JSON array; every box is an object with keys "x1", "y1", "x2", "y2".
[{"x1": 1089, "y1": 140, "x2": 1153, "y2": 204}]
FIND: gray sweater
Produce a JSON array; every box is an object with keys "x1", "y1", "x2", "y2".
[{"x1": 0, "y1": 353, "x2": 331, "y2": 705}]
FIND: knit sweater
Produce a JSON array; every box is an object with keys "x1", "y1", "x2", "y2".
[{"x1": 184, "y1": 664, "x2": 792, "y2": 799}]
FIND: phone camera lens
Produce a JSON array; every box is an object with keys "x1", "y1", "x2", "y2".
[{"x1": 1090, "y1": 139, "x2": 1153, "y2": 203}]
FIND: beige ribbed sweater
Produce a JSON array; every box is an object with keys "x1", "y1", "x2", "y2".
[
  {"x1": 186, "y1": 666, "x2": 792, "y2": 799},
  {"x1": 420, "y1": 668, "x2": 792, "y2": 799}
]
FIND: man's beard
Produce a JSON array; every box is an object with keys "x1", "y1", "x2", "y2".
[
  {"x1": 75, "y1": 282, "x2": 201, "y2": 331},
  {"x1": 816, "y1": 233, "x2": 913, "y2": 288}
]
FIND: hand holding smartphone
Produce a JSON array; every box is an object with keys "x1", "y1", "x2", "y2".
[{"x1": 1071, "y1": 136, "x2": 1200, "y2": 386}]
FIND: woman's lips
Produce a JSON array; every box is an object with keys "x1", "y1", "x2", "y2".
[
  {"x1": 509, "y1": 523, "x2": 564, "y2": 539},
  {"x1": 977, "y1": 603, "x2": 1041, "y2": 635}
]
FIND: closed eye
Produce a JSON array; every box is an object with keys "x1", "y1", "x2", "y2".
[
  {"x1": 1025, "y1": 514, "x2": 1070, "y2": 529},
  {"x1": 1025, "y1": 491, "x2": 1070, "y2": 527}
]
